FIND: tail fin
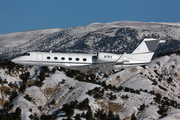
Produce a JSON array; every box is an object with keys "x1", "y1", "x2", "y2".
[
  {"x1": 132, "y1": 38, "x2": 165, "y2": 54},
  {"x1": 128, "y1": 38, "x2": 165, "y2": 63}
]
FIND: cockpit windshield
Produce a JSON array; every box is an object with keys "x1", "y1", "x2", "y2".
[
  {"x1": 21, "y1": 52, "x2": 30, "y2": 57},
  {"x1": 25, "y1": 53, "x2": 30, "y2": 56}
]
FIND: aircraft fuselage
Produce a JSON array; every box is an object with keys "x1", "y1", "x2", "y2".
[{"x1": 11, "y1": 38, "x2": 166, "y2": 73}]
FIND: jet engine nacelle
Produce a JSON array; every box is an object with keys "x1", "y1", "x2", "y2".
[{"x1": 97, "y1": 53, "x2": 119, "y2": 62}]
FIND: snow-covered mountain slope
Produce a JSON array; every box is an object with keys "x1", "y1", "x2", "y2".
[
  {"x1": 0, "y1": 21, "x2": 180, "y2": 59},
  {"x1": 1, "y1": 53, "x2": 180, "y2": 119},
  {"x1": 0, "y1": 28, "x2": 62, "y2": 59},
  {"x1": 0, "y1": 28, "x2": 62, "y2": 49}
]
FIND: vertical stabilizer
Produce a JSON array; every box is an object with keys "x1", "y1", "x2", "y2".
[{"x1": 126, "y1": 38, "x2": 166, "y2": 63}]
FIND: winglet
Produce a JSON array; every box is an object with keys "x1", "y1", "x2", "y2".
[{"x1": 159, "y1": 40, "x2": 166, "y2": 43}]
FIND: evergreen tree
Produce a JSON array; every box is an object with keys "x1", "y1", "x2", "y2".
[
  {"x1": 139, "y1": 103, "x2": 146, "y2": 111},
  {"x1": 24, "y1": 94, "x2": 32, "y2": 102},
  {"x1": 87, "y1": 90, "x2": 94, "y2": 95},
  {"x1": 77, "y1": 98, "x2": 90, "y2": 110},
  {"x1": 13, "y1": 107, "x2": 21, "y2": 120},
  {"x1": 114, "y1": 114, "x2": 120, "y2": 120},
  {"x1": 131, "y1": 113, "x2": 136, "y2": 120},
  {"x1": 69, "y1": 100, "x2": 78, "y2": 109},
  {"x1": 29, "y1": 114, "x2": 33, "y2": 119},
  {"x1": 108, "y1": 110, "x2": 114, "y2": 120},
  {"x1": 65, "y1": 108, "x2": 74, "y2": 117},
  {"x1": 94, "y1": 109, "x2": 103, "y2": 119},
  {"x1": 154, "y1": 93, "x2": 162, "y2": 103},
  {"x1": 86, "y1": 109, "x2": 94, "y2": 120},
  {"x1": 75, "y1": 114, "x2": 81, "y2": 120},
  {"x1": 52, "y1": 68, "x2": 56, "y2": 73}
]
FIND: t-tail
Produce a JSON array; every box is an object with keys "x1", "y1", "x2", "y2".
[{"x1": 125, "y1": 38, "x2": 166, "y2": 64}]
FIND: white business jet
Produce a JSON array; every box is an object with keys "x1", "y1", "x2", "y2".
[{"x1": 11, "y1": 38, "x2": 165, "y2": 74}]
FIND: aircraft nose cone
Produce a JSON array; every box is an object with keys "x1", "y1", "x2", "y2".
[
  {"x1": 11, "y1": 59, "x2": 15, "y2": 63},
  {"x1": 11, "y1": 58, "x2": 18, "y2": 63}
]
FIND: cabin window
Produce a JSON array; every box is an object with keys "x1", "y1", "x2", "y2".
[
  {"x1": 26, "y1": 53, "x2": 30, "y2": 56},
  {"x1": 47, "y1": 56, "x2": 51, "y2": 60},
  {"x1": 54, "y1": 57, "x2": 58, "y2": 60},
  {"x1": 69, "y1": 58, "x2": 72, "y2": 61},
  {"x1": 83, "y1": 58, "x2": 87, "y2": 61},
  {"x1": 61, "y1": 57, "x2": 65, "y2": 60},
  {"x1": 76, "y1": 58, "x2": 79, "y2": 61}
]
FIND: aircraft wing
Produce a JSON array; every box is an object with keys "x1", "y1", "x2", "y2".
[
  {"x1": 71, "y1": 53, "x2": 128, "y2": 72},
  {"x1": 69, "y1": 61, "x2": 116, "y2": 73},
  {"x1": 89, "y1": 62, "x2": 116, "y2": 72}
]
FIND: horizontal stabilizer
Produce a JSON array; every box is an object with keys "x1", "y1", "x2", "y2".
[{"x1": 132, "y1": 38, "x2": 166, "y2": 54}]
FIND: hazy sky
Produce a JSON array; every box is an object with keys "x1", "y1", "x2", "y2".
[{"x1": 0, "y1": 0, "x2": 180, "y2": 34}]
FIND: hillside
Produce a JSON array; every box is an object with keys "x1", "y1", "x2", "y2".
[
  {"x1": 0, "y1": 21, "x2": 180, "y2": 119},
  {"x1": 0, "y1": 53, "x2": 180, "y2": 119},
  {"x1": 0, "y1": 21, "x2": 180, "y2": 59}
]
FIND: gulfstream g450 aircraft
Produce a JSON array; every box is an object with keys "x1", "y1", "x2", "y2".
[{"x1": 11, "y1": 38, "x2": 165, "y2": 73}]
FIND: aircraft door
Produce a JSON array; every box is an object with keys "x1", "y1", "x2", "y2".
[
  {"x1": 92, "y1": 56, "x2": 97, "y2": 63},
  {"x1": 37, "y1": 54, "x2": 43, "y2": 62}
]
